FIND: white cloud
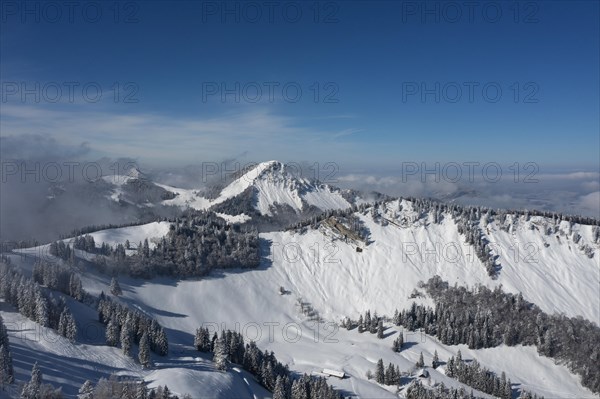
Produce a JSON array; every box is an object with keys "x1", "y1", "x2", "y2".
[
  {"x1": 582, "y1": 180, "x2": 600, "y2": 191},
  {"x1": 578, "y1": 191, "x2": 600, "y2": 217},
  {"x1": 0, "y1": 104, "x2": 360, "y2": 166},
  {"x1": 538, "y1": 171, "x2": 600, "y2": 180}
]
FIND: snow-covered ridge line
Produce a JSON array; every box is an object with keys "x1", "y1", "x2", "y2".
[{"x1": 158, "y1": 160, "x2": 351, "y2": 216}]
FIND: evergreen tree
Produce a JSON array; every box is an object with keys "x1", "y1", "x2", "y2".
[
  {"x1": 110, "y1": 277, "x2": 122, "y2": 296},
  {"x1": 139, "y1": 332, "x2": 152, "y2": 368},
  {"x1": 416, "y1": 351, "x2": 425, "y2": 368},
  {"x1": 392, "y1": 333, "x2": 404, "y2": 352},
  {"x1": 357, "y1": 315, "x2": 364, "y2": 333},
  {"x1": 194, "y1": 327, "x2": 210, "y2": 352},
  {"x1": 432, "y1": 350, "x2": 439, "y2": 368},
  {"x1": 155, "y1": 328, "x2": 169, "y2": 356},
  {"x1": 273, "y1": 375, "x2": 286, "y2": 399},
  {"x1": 291, "y1": 378, "x2": 308, "y2": 399},
  {"x1": 121, "y1": 318, "x2": 133, "y2": 357},
  {"x1": 136, "y1": 382, "x2": 148, "y2": 399},
  {"x1": 34, "y1": 291, "x2": 49, "y2": 327},
  {"x1": 69, "y1": 274, "x2": 84, "y2": 301},
  {"x1": 58, "y1": 308, "x2": 68, "y2": 337},
  {"x1": 66, "y1": 313, "x2": 78, "y2": 342},
  {"x1": 106, "y1": 317, "x2": 120, "y2": 347},
  {"x1": 384, "y1": 362, "x2": 395, "y2": 385},
  {"x1": 213, "y1": 337, "x2": 228, "y2": 371},
  {"x1": 20, "y1": 362, "x2": 42, "y2": 399},
  {"x1": 0, "y1": 344, "x2": 13, "y2": 386},
  {"x1": 0, "y1": 316, "x2": 14, "y2": 385},
  {"x1": 78, "y1": 380, "x2": 94, "y2": 399},
  {"x1": 375, "y1": 359, "x2": 385, "y2": 384}
]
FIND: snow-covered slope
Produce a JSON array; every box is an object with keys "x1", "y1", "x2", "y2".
[
  {"x1": 159, "y1": 161, "x2": 351, "y2": 216},
  {"x1": 0, "y1": 298, "x2": 141, "y2": 397},
  {"x1": 0, "y1": 298, "x2": 270, "y2": 399},
  {"x1": 74, "y1": 220, "x2": 596, "y2": 398},
  {"x1": 5, "y1": 198, "x2": 599, "y2": 398},
  {"x1": 485, "y1": 215, "x2": 600, "y2": 323},
  {"x1": 14, "y1": 221, "x2": 172, "y2": 259},
  {"x1": 85, "y1": 221, "x2": 171, "y2": 251},
  {"x1": 214, "y1": 212, "x2": 252, "y2": 224}
]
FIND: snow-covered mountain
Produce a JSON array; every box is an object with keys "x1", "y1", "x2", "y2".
[
  {"x1": 157, "y1": 160, "x2": 353, "y2": 219},
  {"x1": 1, "y1": 162, "x2": 599, "y2": 399},
  {"x1": 3, "y1": 160, "x2": 356, "y2": 242}
]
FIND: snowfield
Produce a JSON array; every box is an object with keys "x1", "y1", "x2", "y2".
[
  {"x1": 85, "y1": 221, "x2": 171, "y2": 251},
  {"x1": 3, "y1": 197, "x2": 599, "y2": 398},
  {"x1": 14, "y1": 221, "x2": 172, "y2": 259},
  {"x1": 0, "y1": 298, "x2": 142, "y2": 397},
  {"x1": 214, "y1": 212, "x2": 252, "y2": 225}
]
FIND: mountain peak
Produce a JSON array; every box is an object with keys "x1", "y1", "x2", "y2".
[{"x1": 126, "y1": 166, "x2": 146, "y2": 180}]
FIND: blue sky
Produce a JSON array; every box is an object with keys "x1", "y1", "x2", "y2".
[{"x1": 1, "y1": 0, "x2": 599, "y2": 172}]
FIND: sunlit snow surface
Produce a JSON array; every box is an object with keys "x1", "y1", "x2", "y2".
[{"x1": 4, "y1": 198, "x2": 599, "y2": 398}]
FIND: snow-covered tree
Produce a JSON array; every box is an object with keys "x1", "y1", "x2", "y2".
[
  {"x1": 291, "y1": 378, "x2": 308, "y2": 399},
  {"x1": 375, "y1": 359, "x2": 385, "y2": 384},
  {"x1": 78, "y1": 380, "x2": 94, "y2": 399},
  {"x1": 34, "y1": 291, "x2": 49, "y2": 327},
  {"x1": 154, "y1": 328, "x2": 168, "y2": 356},
  {"x1": 273, "y1": 375, "x2": 286, "y2": 399},
  {"x1": 377, "y1": 319, "x2": 384, "y2": 339},
  {"x1": 0, "y1": 316, "x2": 14, "y2": 385},
  {"x1": 135, "y1": 381, "x2": 148, "y2": 399},
  {"x1": 106, "y1": 317, "x2": 120, "y2": 347},
  {"x1": 416, "y1": 351, "x2": 425, "y2": 368},
  {"x1": 121, "y1": 318, "x2": 133, "y2": 357},
  {"x1": 432, "y1": 350, "x2": 439, "y2": 368},
  {"x1": 139, "y1": 332, "x2": 152, "y2": 368},
  {"x1": 21, "y1": 362, "x2": 42, "y2": 399},
  {"x1": 110, "y1": 277, "x2": 122, "y2": 297},
  {"x1": 393, "y1": 334, "x2": 404, "y2": 352},
  {"x1": 213, "y1": 337, "x2": 228, "y2": 371},
  {"x1": 66, "y1": 313, "x2": 78, "y2": 343},
  {"x1": 69, "y1": 274, "x2": 84, "y2": 301}
]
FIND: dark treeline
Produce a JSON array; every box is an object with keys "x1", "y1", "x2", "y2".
[
  {"x1": 77, "y1": 376, "x2": 187, "y2": 399},
  {"x1": 292, "y1": 197, "x2": 600, "y2": 233},
  {"x1": 368, "y1": 353, "x2": 540, "y2": 399},
  {"x1": 48, "y1": 240, "x2": 76, "y2": 263},
  {"x1": 370, "y1": 358, "x2": 402, "y2": 386},
  {"x1": 0, "y1": 314, "x2": 15, "y2": 387},
  {"x1": 98, "y1": 294, "x2": 168, "y2": 364},
  {"x1": 194, "y1": 327, "x2": 341, "y2": 399},
  {"x1": 32, "y1": 260, "x2": 86, "y2": 302},
  {"x1": 399, "y1": 196, "x2": 600, "y2": 227},
  {"x1": 72, "y1": 211, "x2": 261, "y2": 279},
  {"x1": 445, "y1": 350, "x2": 543, "y2": 399},
  {"x1": 0, "y1": 259, "x2": 77, "y2": 343},
  {"x1": 20, "y1": 365, "x2": 184, "y2": 399},
  {"x1": 61, "y1": 218, "x2": 163, "y2": 240},
  {"x1": 454, "y1": 215, "x2": 498, "y2": 277},
  {"x1": 405, "y1": 381, "x2": 479, "y2": 399},
  {"x1": 340, "y1": 309, "x2": 385, "y2": 337},
  {"x1": 360, "y1": 330, "x2": 540, "y2": 398},
  {"x1": 72, "y1": 235, "x2": 112, "y2": 256},
  {"x1": 393, "y1": 277, "x2": 600, "y2": 394}
]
